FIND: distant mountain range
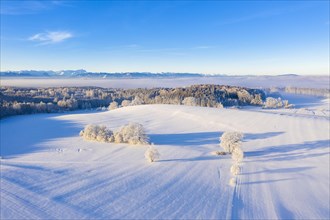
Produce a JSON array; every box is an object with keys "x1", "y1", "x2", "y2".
[
  {"x1": 0, "y1": 70, "x2": 304, "y2": 79},
  {"x1": 0, "y1": 70, "x2": 214, "y2": 78}
]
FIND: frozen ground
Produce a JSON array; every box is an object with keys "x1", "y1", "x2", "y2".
[
  {"x1": 1, "y1": 94, "x2": 329, "y2": 219},
  {"x1": 1, "y1": 75, "x2": 329, "y2": 89}
]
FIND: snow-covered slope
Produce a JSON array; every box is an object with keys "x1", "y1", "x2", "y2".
[{"x1": 1, "y1": 102, "x2": 329, "y2": 219}]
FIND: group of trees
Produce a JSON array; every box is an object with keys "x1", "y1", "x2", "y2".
[
  {"x1": 283, "y1": 87, "x2": 329, "y2": 98},
  {"x1": 0, "y1": 84, "x2": 266, "y2": 118},
  {"x1": 79, "y1": 125, "x2": 114, "y2": 142},
  {"x1": 79, "y1": 123, "x2": 248, "y2": 169},
  {"x1": 80, "y1": 122, "x2": 160, "y2": 163},
  {"x1": 114, "y1": 123, "x2": 150, "y2": 145},
  {"x1": 265, "y1": 86, "x2": 330, "y2": 98},
  {"x1": 80, "y1": 122, "x2": 150, "y2": 145}
]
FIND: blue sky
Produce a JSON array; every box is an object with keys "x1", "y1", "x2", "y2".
[{"x1": 1, "y1": 1, "x2": 329, "y2": 75}]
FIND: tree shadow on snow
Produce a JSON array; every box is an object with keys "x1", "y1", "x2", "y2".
[
  {"x1": 243, "y1": 132, "x2": 284, "y2": 141},
  {"x1": 150, "y1": 131, "x2": 284, "y2": 163},
  {"x1": 242, "y1": 166, "x2": 315, "y2": 175},
  {"x1": 240, "y1": 178, "x2": 293, "y2": 185},
  {"x1": 149, "y1": 131, "x2": 284, "y2": 147},
  {"x1": 280, "y1": 93, "x2": 326, "y2": 108},
  {"x1": 245, "y1": 140, "x2": 330, "y2": 161},
  {"x1": 159, "y1": 155, "x2": 219, "y2": 163},
  {"x1": 149, "y1": 132, "x2": 221, "y2": 146},
  {"x1": 0, "y1": 113, "x2": 83, "y2": 158}
]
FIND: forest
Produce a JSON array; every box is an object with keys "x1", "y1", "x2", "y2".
[{"x1": 0, "y1": 84, "x2": 265, "y2": 118}]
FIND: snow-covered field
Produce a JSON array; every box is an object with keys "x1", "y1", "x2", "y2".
[{"x1": 1, "y1": 94, "x2": 329, "y2": 219}]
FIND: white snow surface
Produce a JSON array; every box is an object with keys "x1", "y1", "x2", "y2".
[{"x1": 1, "y1": 98, "x2": 329, "y2": 219}]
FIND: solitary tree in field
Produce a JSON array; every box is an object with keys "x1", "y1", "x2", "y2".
[
  {"x1": 219, "y1": 131, "x2": 243, "y2": 153},
  {"x1": 145, "y1": 146, "x2": 160, "y2": 163}
]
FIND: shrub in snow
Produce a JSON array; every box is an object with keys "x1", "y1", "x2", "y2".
[
  {"x1": 229, "y1": 177, "x2": 236, "y2": 187},
  {"x1": 182, "y1": 97, "x2": 197, "y2": 106},
  {"x1": 230, "y1": 164, "x2": 240, "y2": 175},
  {"x1": 220, "y1": 131, "x2": 243, "y2": 153},
  {"x1": 114, "y1": 122, "x2": 150, "y2": 145},
  {"x1": 216, "y1": 103, "x2": 224, "y2": 108},
  {"x1": 145, "y1": 146, "x2": 160, "y2": 162},
  {"x1": 108, "y1": 101, "x2": 118, "y2": 110},
  {"x1": 80, "y1": 124, "x2": 114, "y2": 142},
  {"x1": 211, "y1": 151, "x2": 226, "y2": 156},
  {"x1": 232, "y1": 147, "x2": 244, "y2": 163}
]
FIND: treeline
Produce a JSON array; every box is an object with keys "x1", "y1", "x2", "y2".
[
  {"x1": 0, "y1": 85, "x2": 265, "y2": 119},
  {"x1": 267, "y1": 87, "x2": 330, "y2": 98}
]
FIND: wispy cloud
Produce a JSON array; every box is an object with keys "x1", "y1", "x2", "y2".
[
  {"x1": 1, "y1": 0, "x2": 70, "y2": 15},
  {"x1": 29, "y1": 31, "x2": 73, "y2": 45}
]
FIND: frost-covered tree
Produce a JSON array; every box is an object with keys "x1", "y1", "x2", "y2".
[
  {"x1": 230, "y1": 164, "x2": 240, "y2": 175},
  {"x1": 232, "y1": 147, "x2": 244, "y2": 163},
  {"x1": 57, "y1": 98, "x2": 78, "y2": 110},
  {"x1": 80, "y1": 124, "x2": 114, "y2": 142},
  {"x1": 108, "y1": 101, "x2": 118, "y2": 110},
  {"x1": 131, "y1": 96, "x2": 144, "y2": 106},
  {"x1": 121, "y1": 100, "x2": 131, "y2": 107},
  {"x1": 12, "y1": 102, "x2": 22, "y2": 111},
  {"x1": 263, "y1": 97, "x2": 292, "y2": 109},
  {"x1": 144, "y1": 146, "x2": 160, "y2": 162},
  {"x1": 114, "y1": 122, "x2": 149, "y2": 145},
  {"x1": 219, "y1": 131, "x2": 243, "y2": 153},
  {"x1": 182, "y1": 97, "x2": 197, "y2": 106},
  {"x1": 237, "y1": 90, "x2": 253, "y2": 104},
  {"x1": 263, "y1": 97, "x2": 283, "y2": 108},
  {"x1": 36, "y1": 101, "x2": 47, "y2": 112},
  {"x1": 251, "y1": 94, "x2": 263, "y2": 105}
]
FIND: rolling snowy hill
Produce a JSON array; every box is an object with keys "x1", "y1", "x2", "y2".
[{"x1": 1, "y1": 99, "x2": 329, "y2": 219}]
